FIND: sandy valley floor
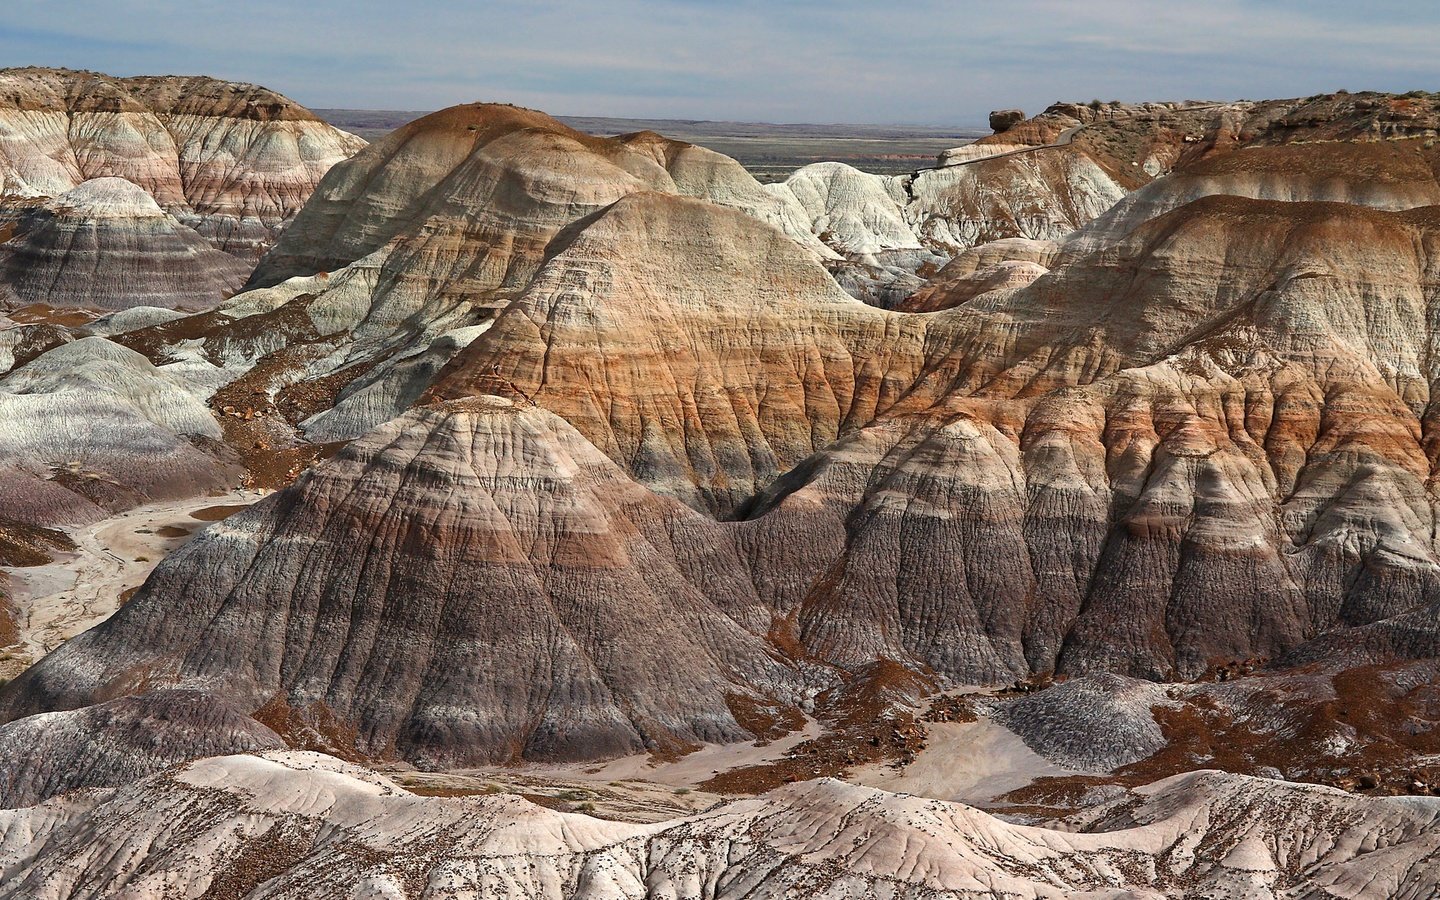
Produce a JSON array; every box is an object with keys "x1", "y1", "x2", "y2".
[{"x1": 1, "y1": 490, "x2": 267, "y2": 678}]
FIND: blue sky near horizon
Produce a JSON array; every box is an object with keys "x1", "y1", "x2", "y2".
[{"x1": 1, "y1": 1, "x2": 1437, "y2": 125}]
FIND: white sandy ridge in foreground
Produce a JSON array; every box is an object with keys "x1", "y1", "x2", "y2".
[{"x1": 1, "y1": 750, "x2": 1437, "y2": 898}]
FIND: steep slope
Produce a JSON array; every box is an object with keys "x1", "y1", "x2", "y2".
[
  {"x1": 0, "y1": 177, "x2": 251, "y2": 310},
  {"x1": 773, "y1": 161, "x2": 919, "y2": 255},
  {"x1": 446, "y1": 192, "x2": 1440, "y2": 684},
  {"x1": 0, "y1": 67, "x2": 365, "y2": 259},
  {"x1": 1063, "y1": 138, "x2": 1440, "y2": 256},
  {"x1": 0, "y1": 691, "x2": 283, "y2": 808},
  {"x1": 89, "y1": 102, "x2": 853, "y2": 460},
  {"x1": 899, "y1": 253, "x2": 1051, "y2": 313},
  {"x1": 248, "y1": 103, "x2": 828, "y2": 288},
  {"x1": 770, "y1": 144, "x2": 1123, "y2": 305},
  {"x1": 432, "y1": 190, "x2": 936, "y2": 515},
  {"x1": 16, "y1": 190, "x2": 1440, "y2": 767},
  {"x1": 761, "y1": 197, "x2": 1440, "y2": 681},
  {"x1": 775, "y1": 91, "x2": 1440, "y2": 307},
  {"x1": 1, "y1": 752, "x2": 1436, "y2": 898},
  {"x1": 614, "y1": 129, "x2": 837, "y2": 260},
  {"x1": 975, "y1": 93, "x2": 1440, "y2": 182},
  {"x1": 905, "y1": 144, "x2": 1128, "y2": 251},
  {"x1": 12, "y1": 96, "x2": 1440, "y2": 780},
  {"x1": 0, "y1": 397, "x2": 802, "y2": 765}
]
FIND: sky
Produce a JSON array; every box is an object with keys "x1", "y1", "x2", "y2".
[{"x1": 2, "y1": 0, "x2": 1437, "y2": 125}]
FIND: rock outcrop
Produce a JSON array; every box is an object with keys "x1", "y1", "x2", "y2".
[
  {"x1": 777, "y1": 92, "x2": 1440, "y2": 305},
  {"x1": 0, "y1": 177, "x2": 251, "y2": 310},
  {"x1": 76, "y1": 102, "x2": 850, "y2": 461},
  {"x1": 6, "y1": 85, "x2": 1440, "y2": 900},
  {"x1": 767, "y1": 197, "x2": 1440, "y2": 682},
  {"x1": 1062, "y1": 138, "x2": 1440, "y2": 257},
  {"x1": 11, "y1": 93, "x2": 1440, "y2": 790},
  {"x1": 898, "y1": 240, "x2": 1052, "y2": 312},
  {"x1": 0, "y1": 67, "x2": 365, "y2": 260},
  {"x1": 14, "y1": 101, "x2": 1440, "y2": 766},
  {"x1": 248, "y1": 103, "x2": 827, "y2": 290},
  {"x1": 1, "y1": 751, "x2": 1436, "y2": 898},
  {"x1": 431, "y1": 189, "x2": 935, "y2": 516},
  {"x1": 0, "y1": 198, "x2": 1430, "y2": 754},
  {"x1": 988, "y1": 108, "x2": 1025, "y2": 132},
  {"x1": 772, "y1": 146, "x2": 1126, "y2": 268}
]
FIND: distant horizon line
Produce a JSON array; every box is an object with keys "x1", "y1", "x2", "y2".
[{"x1": 308, "y1": 106, "x2": 990, "y2": 132}]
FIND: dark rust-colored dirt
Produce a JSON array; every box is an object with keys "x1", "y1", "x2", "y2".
[
  {"x1": 0, "y1": 519, "x2": 74, "y2": 567},
  {"x1": 4, "y1": 303, "x2": 98, "y2": 327},
  {"x1": 702, "y1": 660, "x2": 934, "y2": 794},
  {"x1": 250, "y1": 694, "x2": 374, "y2": 764},
  {"x1": 273, "y1": 356, "x2": 382, "y2": 425},
  {"x1": 999, "y1": 662, "x2": 1440, "y2": 809},
  {"x1": 725, "y1": 692, "x2": 807, "y2": 744}
]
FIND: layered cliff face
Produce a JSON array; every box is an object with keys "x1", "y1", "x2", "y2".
[
  {"x1": 0, "y1": 67, "x2": 365, "y2": 261},
  {"x1": 772, "y1": 92, "x2": 1440, "y2": 308},
  {"x1": 775, "y1": 197, "x2": 1440, "y2": 682},
  {"x1": 0, "y1": 177, "x2": 252, "y2": 310},
  {"x1": 0, "y1": 103, "x2": 857, "y2": 533},
  {"x1": 980, "y1": 92, "x2": 1440, "y2": 178},
  {"x1": 2, "y1": 752, "x2": 1436, "y2": 898},
  {"x1": 900, "y1": 112, "x2": 1440, "y2": 314},
  {"x1": 767, "y1": 151, "x2": 1123, "y2": 306},
  {"x1": 248, "y1": 103, "x2": 828, "y2": 288},
  {"x1": 86, "y1": 103, "x2": 845, "y2": 458},
  {"x1": 432, "y1": 190, "x2": 936, "y2": 516},
  {"x1": 1063, "y1": 139, "x2": 1440, "y2": 256}
]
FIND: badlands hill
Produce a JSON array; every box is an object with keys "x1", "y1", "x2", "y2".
[
  {"x1": 0, "y1": 68, "x2": 364, "y2": 538},
  {"x1": 0, "y1": 67, "x2": 363, "y2": 311},
  {"x1": 0, "y1": 177, "x2": 252, "y2": 310},
  {"x1": 8, "y1": 94, "x2": 1440, "y2": 790},
  {"x1": 3, "y1": 97, "x2": 1440, "y2": 900},
  {"x1": 0, "y1": 102, "x2": 843, "y2": 544},
  {"x1": 0, "y1": 67, "x2": 366, "y2": 257},
  {"x1": 773, "y1": 91, "x2": 1440, "y2": 305}
]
